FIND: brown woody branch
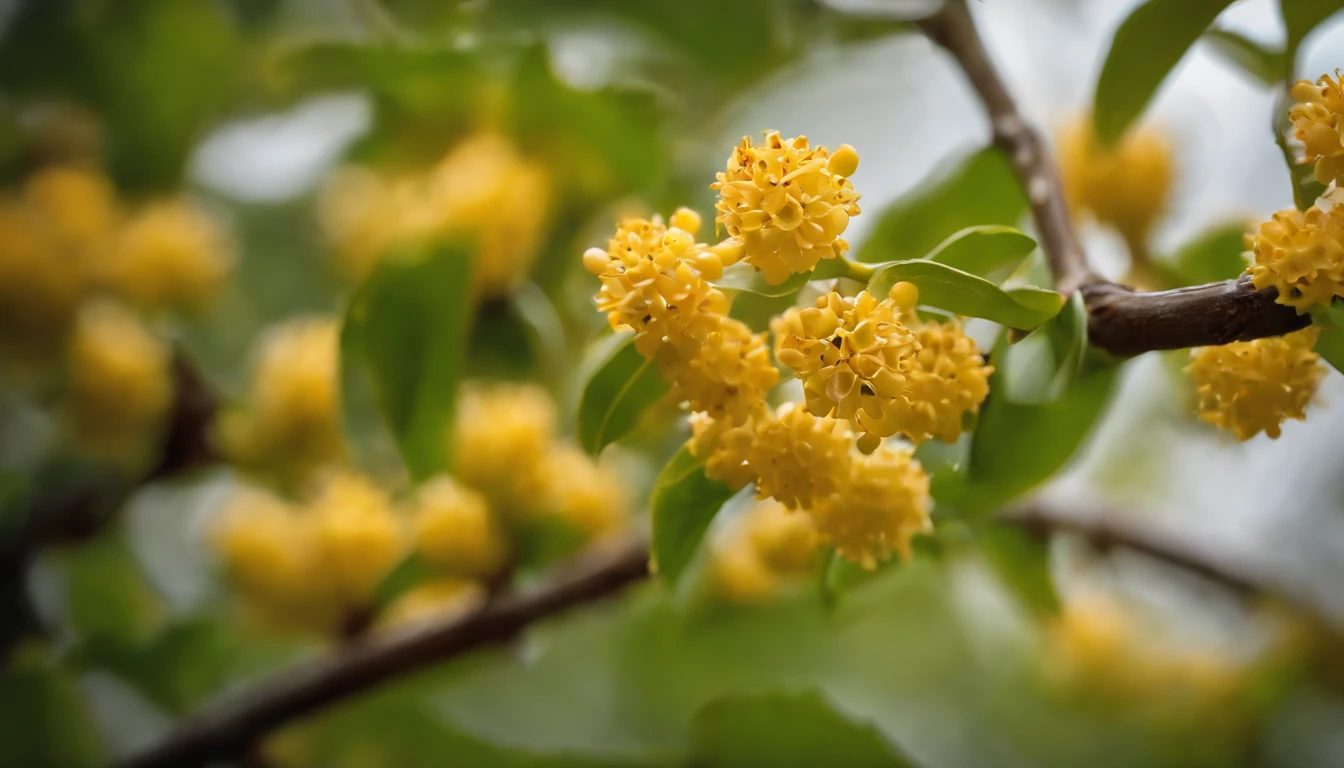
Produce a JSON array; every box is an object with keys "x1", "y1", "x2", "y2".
[
  {"x1": 116, "y1": 536, "x2": 650, "y2": 768},
  {"x1": 919, "y1": 0, "x2": 1309, "y2": 356}
]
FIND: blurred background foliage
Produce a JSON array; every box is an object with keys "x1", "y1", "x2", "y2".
[{"x1": 2, "y1": 0, "x2": 1344, "y2": 766}]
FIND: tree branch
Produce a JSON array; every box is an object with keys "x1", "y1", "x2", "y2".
[
  {"x1": 117, "y1": 536, "x2": 651, "y2": 768},
  {"x1": 918, "y1": 0, "x2": 1095, "y2": 295},
  {"x1": 918, "y1": 0, "x2": 1310, "y2": 356}
]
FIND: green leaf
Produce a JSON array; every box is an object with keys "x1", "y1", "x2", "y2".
[
  {"x1": 1203, "y1": 29, "x2": 1286, "y2": 87},
  {"x1": 859, "y1": 147, "x2": 1026, "y2": 263},
  {"x1": 372, "y1": 553, "x2": 435, "y2": 610},
  {"x1": 81, "y1": 618, "x2": 232, "y2": 715},
  {"x1": 965, "y1": 343, "x2": 1119, "y2": 513},
  {"x1": 0, "y1": 651, "x2": 104, "y2": 768},
  {"x1": 978, "y1": 523, "x2": 1059, "y2": 616},
  {"x1": 1280, "y1": 0, "x2": 1344, "y2": 49},
  {"x1": 1161, "y1": 221, "x2": 1250, "y2": 285},
  {"x1": 1312, "y1": 303, "x2": 1344, "y2": 373},
  {"x1": 869, "y1": 260, "x2": 1064, "y2": 331},
  {"x1": 65, "y1": 528, "x2": 164, "y2": 647},
  {"x1": 576, "y1": 334, "x2": 670, "y2": 456},
  {"x1": 691, "y1": 690, "x2": 917, "y2": 768},
  {"x1": 714, "y1": 256, "x2": 852, "y2": 297},
  {"x1": 352, "y1": 244, "x2": 474, "y2": 481},
  {"x1": 923, "y1": 226, "x2": 1037, "y2": 279},
  {"x1": 1093, "y1": 0, "x2": 1236, "y2": 144},
  {"x1": 650, "y1": 447, "x2": 735, "y2": 585}
]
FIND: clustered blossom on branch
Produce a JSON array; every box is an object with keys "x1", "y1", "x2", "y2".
[
  {"x1": 1290, "y1": 72, "x2": 1344, "y2": 186},
  {"x1": 584, "y1": 133, "x2": 992, "y2": 569}
]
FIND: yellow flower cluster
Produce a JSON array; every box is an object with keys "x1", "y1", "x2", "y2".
[
  {"x1": 412, "y1": 475, "x2": 508, "y2": 579},
  {"x1": 99, "y1": 199, "x2": 233, "y2": 314},
  {"x1": 689, "y1": 402, "x2": 932, "y2": 568},
  {"x1": 1246, "y1": 204, "x2": 1344, "y2": 312},
  {"x1": 711, "y1": 500, "x2": 818, "y2": 605},
  {"x1": 583, "y1": 213, "x2": 779, "y2": 423},
  {"x1": 1058, "y1": 115, "x2": 1172, "y2": 247},
  {"x1": 212, "y1": 470, "x2": 403, "y2": 633},
  {"x1": 713, "y1": 131, "x2": 861, "y2": 285},
  {"x1": 771, "y1": 286, "x2": 991, "y2": 447},
  {"x1": 1047, "y1": 594, "x2": 1244, "y2": 703},
  {"x1": 214, "y1": 317, "x2": 345, "y2": 487},
  {"x1": 1187, "y1": 328, "x2": 1323, "y2": 440},
  {"x1": 318, "y1": 132, "x2": 550, "y2": 298},
  {"x1": 1290, "y1": 72, "x2": 1344, "y2": 185},
  {"x1": 66, "y1": 300, "x2": 172, "y2": 458},
  {"x1": 451, "y1": 381, "x2": 628, "y2": 539}
]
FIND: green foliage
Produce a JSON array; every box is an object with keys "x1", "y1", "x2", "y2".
[
  {"x1": 923, "y1": 226, "x2": 1038, "y2": 280},
  {"x1": 0, "y1": 652, "x2": 104, "y2": 768},
  {"x1": 650, "y1": 448, "x2": 736, "y2": 586},
  {"x1": 0, "y1": 0, "x2": 241, "y2": 188},
  {"x1": 81, "y1": 618, "x2": 233, "y2": 715},
  {"x1": 344, "y1": 245, "x2": 474, "y2": 482},
  {"x1": 715, "y1": 256, "x2": 852, "y2": 297},
  {"x1": 1203, "y1": 29, "x2": 1285, "y2": 87},
  {"x1": 691, "y1": 690, "x2": 917, "y2": 768},
  {"x1": 1161, "y1": 222, "x2": 1250, "y2": 286},
  {"x1": 859, "y1": 147, "x2": 1026, "y2": 263},
  {"x1": 868, "y1": 260, "x2": 1064, "y2": 331},
  {"x1": 576, "y1": 334, "x2": 670, "y2": 456},
  {"x1": 65, "y1": 528, "x2": 164, "y2": 647},
  {"x1": 1310, "y1": 300, "x2": 1344, "y2": 373},
  {"x1": 977, "y1": 523, "x2": 1059, "y2": 617},
  {"x1": 1093, "y1": 0, "x2": 1236, "y2": 144},
  {"x1": 1280, "y1": 0, "x2": 1344, "y2": 49}
]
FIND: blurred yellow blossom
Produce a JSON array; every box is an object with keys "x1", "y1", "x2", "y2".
[
  {"x1": 888, "y1": 320, "x2": 992, "y2": 444},
  {"x1": 100, "y1": 198, "x2": 233, "y2": 313},
  {"x1": 215, "y1": 317, "x2": 344, "y2": 486},
  {"x1": 1187, "y1": 328, "x2": 1322, "y2": 440},
  {"x1": 747, "y1": 404, "x2": 854, "y2": 511},
  {"x1": 1290, "y1": 72, "x2": 1344, "y2": 185},
  {"x1": 713, "y1": 131, "x2": 861, "y2": 284},
  {"x1": 537, "y1": 445, "x2": 628, "y2": 539},
  {"x1": 305, "y1": 470, "x2": 405, "y2": 606},
  {"x1": 319, "y1": 132, "x2": 550, "y2": 298},
  {"x1": 1058, "y1": 115, "x2": 1172, "y2": 249},
  {"x1": 23, "y1": 165, "x2": 118, "y2": 253},
  {"x1": 66, "y1": 300, "x2": 172, "y2": 458},
  {"x1": 1246, "y1": 204, "x2": 1344, "y2": 312},
  {"x1": 811, "y1": 446, "x2": 930, "y2": 569},
  {"x1": 381, "y1": 578, "x2": 486, "y2": 630},
  {"x1": 412, "y1": 475, "x2": 508, "y2": 578},
  {"x1": 711, "y1": 500, "x2": 817, "y2": 605},
  {"x1": 452, "y1": 381, "x2": 556, "y2": 514}
]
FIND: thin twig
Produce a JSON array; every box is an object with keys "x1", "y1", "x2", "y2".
[
  {"x1": 116, "y1": 536, "x2": 650, "y2": 768},
  {"x1": 918, "y1": 0, "x2": 1096, "y2": 295}
]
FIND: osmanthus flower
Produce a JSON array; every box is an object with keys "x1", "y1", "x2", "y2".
[
  {"x1": 212, "y1": 470, "x2": 405, "y2": 634},
  {"x1": 772, "y1": 288, "x2": 918, "y2": 443},
  {"x1": 713, "y1": 131, "x2": 862, "y2": 285},
  {"x1": 1246, "y1": 204, "x2": 1344, "y2": 312},
  {"x1": 689, "y1": 409, "x2": 759, "y2": 491},
  {"x1": 710, "y1": 499, "x2": 818, "y2": 605},
  {"x1": 100, "y1": 198, "x2": 234, "y2": 314},
  {"x1": 380, "y1": 578, "x2": 486, "y2": 630},
  {"x1": 884, "y1": 320, "x2": 993, "y2": 444},
  {"x1": 536, "y1": 445, "x2": 629, "y2": 540},
  {"x1": 747, "y1": 403, "x2": 855, "y2": 511},
  {"x1": 452, "y1": 381, "x2": 557, "y2": 515},
  {"x1": 1291, "y1": 72, "x2": 1344, "y2": 185},
  {"x1": 214, "y1": 317, "x2": 345, "y2": 486},
  {"x1": 22, "y1": 165, "x2": 119, "y2": 253},
  {"x1": 66, "y1": 300, "x2": 172, "y2": 459},
  {"x1": 1057, "y1": 114, "x2": 1172, "y2": 248},
  {"x1": 412, "y1": 475, "x2": 509, "y2": 579},
  {"x1": 584, "y1": 211, "x2": 778, "y2": 424},
  {"x1": 1187, "y1": 328, "x2": 1323, "y2": 441},
  {"x1": 810, "y1": 446, "x2": 930, "y2": 569}
]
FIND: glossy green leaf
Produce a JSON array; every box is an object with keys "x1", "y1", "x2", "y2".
[
  {"x1": 576, "y1": 334, "x2": 670, "y2": 455},
  {"x1": 1162, "y1": 221, "x2": 1250, "y2": 286},
  {"x1": 65, "y1": 528, "x2": 164, "y2": 647},
  {"x1": 869, "y1": 260, "x2": 1064, "y2": 330},
  {"x1": 650, "y1": 447, "x2": 735, "y2": 585},
  {"x1": 352, "y1": 244, "x2": 474, "y2": 481},
  {"x1": 1281, "y1": 0, "x2": 1344, "y2": 49},
  {"x1": 692, "y1": 690, "x2": 918, "y2": 768},
  {"x1": 81, "y1": 618, "x2": 232, "y2": 715},
  {"x1": 714, "y1": 256, "x2": 852, "y2": 297},
  {"x1": 1312, "y1": 302, "x2": 1344, "y2": 373},
  {"x1": 860, "y1": 147, "x2": 1026, "y2": 263},
  {"x1": 1203, "y1": 29, "x2": 1285, "y2": 87},
  {"x1": 965, "y1": 345, "x2": 1119, "y2": 514},
  {"x1": 978, "y1": 523, "x2": 1059, "y2": 616},
  {"x1": 923, "y1": 226, "x2": 1037, "y2": 278},
  {"x1": 1094, "y1": 0, "x2": 1236, "y2": 144}
]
